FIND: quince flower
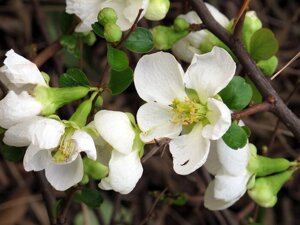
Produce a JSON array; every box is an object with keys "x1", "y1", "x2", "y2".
[
  {"x1": 134, "y1": 47, "x2": 235, "y2": 175},
  {"x1": 204, "y1": 139, "x2": 252, "y2": 210},
  {"x1": 66, "y1": 0, "x2": 149, "y2": 32},
  {"x1": 93, "y1": 110, "x2": 143, "y2": 194},
  {"x1": 0, "y1": 50, "x2": 46, "y2": 129},
  {"x1": 171, "y1": 3, "x2": 229, "y2": 63},
  {"x1": 3, "y1": 116, "x2": 97, "y2": 191}
]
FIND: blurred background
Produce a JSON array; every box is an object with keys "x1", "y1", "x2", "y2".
[{"x1": 0, "y1": 0, "x2": 300, "y2": 224}]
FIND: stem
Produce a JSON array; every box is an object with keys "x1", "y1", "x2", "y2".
[
  {"x1": 188, "y1": 0, "x2": 300, "y2": 140},
  {"x1": 33, "y1": 41, "x2": 62, "y2": 68}
]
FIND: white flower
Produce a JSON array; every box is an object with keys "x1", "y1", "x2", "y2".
[
  {"x1": 66, "y1": 0, "x2": 149, "y2": 32},
  {"x1": 93, "y1": 110, "x2": 143, "y2": 194},
  {"x1": 3, "y1": 116, "x2": 97, "y2": 191},
  {"x1": 0, "y1": 50, "x2": 46, "y2": 129},
  {"x1": 171, "y1": 4, "x2": 229, "y2": 63},
  {"x1": 204, "y1": 139, "x2": 252, "y2": 210},
  {"x1": 134, "y1": 47, "x2": 235, "y2": 175}
]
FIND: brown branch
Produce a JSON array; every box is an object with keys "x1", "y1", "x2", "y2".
[
  {"x1": 188, "y1": 0, "x2": 300, "y2": 140},
  {"x1": 32, "y1": 41, "x2": 62, "y2": 68},
  {"x1": 189, "y1": 23, "x2": 206, "y2": 32},
  {"x1": 233, "y1": 0, "x2": 250, "y2": 39},
  {"x1": 142, "y1": 138, "x2": 170, "y2": 163},
  {"x1": 231, "y1": 97, "x2": 275, "y2": 120}
]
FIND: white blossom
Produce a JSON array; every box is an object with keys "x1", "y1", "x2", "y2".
[
  {"x1": 3, "y1": 116, "x2": 97, "y2": 191},
  {"x1": 93, "y1": 110, "x2": 143, "y2": 194},
  {"x1": 66, "y1": 0, "x2": 149, "y2": 32},
  {"x1": 134, "y1": 47, "x2": 235, "y2": 175}
]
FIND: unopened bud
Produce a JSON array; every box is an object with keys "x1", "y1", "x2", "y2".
[
  {"x1": 242, "y1": 11, "x2": 262, "y2": 51},
  {"x1": 98, "y1": 7, "x2": 118, "y2": 26},
  {"x1": 104, "y1": 23, "x2": 122, "y2": 43},
  {"x1": 145, "y1": 0, "x2": 170, "y2": 21},
  {"x1": 83, "y1": 32, "x2": 97, "y2": 46},
  {"x1": 174, "y1": 18, "x2": 190, "y2": 32}
]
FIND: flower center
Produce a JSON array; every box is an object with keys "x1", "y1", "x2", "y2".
[
  {"x1": 52, "y1": 128, "x2": 75, "y2": 163},
  {"x1": 171, "y1": 98, "x2": 208, "y2": 125}
]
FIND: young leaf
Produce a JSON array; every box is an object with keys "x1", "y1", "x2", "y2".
[
  {"x1": 220, "y1": 76, "x2": 252, "y2": 111},
  {"x1": 92, "y1": 22, "x2": 104, "y2": 38},
  {"x1": 75, "y1": 188, "x2": 103, "y2": 208},
  {"x1": 59, "y1": 68, "x2": 90, "y2": 87},
  {"x1": 245, "y1": 76, "x2": 263, "y2": 104},
  {"x1": 107, "y1": 45, "x2": 129, "y2": 71},
  {"x1": 108, "y1": 67, "x2": 133, "y2": 95},
  {"x1": 250, "y1": 28, "x2": 279, "y2": 61},
  {"x1": 222, "y1": 123, "x2": 248, "y2": 150},
  {"x1": 124, "y1": 27, "x2": 154, "y2": 53},
  {"x1": 1, "y1": 145, "x2": 24, "y2": 162}
]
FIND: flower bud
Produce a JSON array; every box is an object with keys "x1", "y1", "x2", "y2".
[
  {"x1": 174, "y1": 18, "x2": 190, "y2": 32},
  {"x1": 145, "y1": 0, "x2": 170, "y2": 21},
  {"x1": 242, "y1": 11, "x2": 262, "y2": 51},
  {"x1": 98, "y1": 7, "x2": 118, "y2": 26},
  {"x1": 83, "y1": 32, "x2": 97, "y2": 46},
  {"x1": 257, "y1": 56, "x2": 278, "y2": 76},
  {"x1": 248, "y1": 170, "x2": 294, "y2": 207},
  {"x1": 83, "y1": 157, "x2": 108, "y2": 180},
  {"x1": 104, "y1": 23, "x2": 122, "y2": 43},
  {"x1": 33, "y1": 86, "x2": 90, "y2": 115}
]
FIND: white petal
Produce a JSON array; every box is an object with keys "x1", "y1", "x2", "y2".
[
  {"x1": 72, "y1": 130, "x2": 97, "y2": 160},
  {"x1": 134, "y1": 51, "x2": 186, "y2": 105},
  {"x1": 214, "y1": 170, "x2": 248, "y2": 201},
  {"x1": 205, "y1": 3, "x2": 230, "y2": 28},
  {"x1": 202, "y1": 98, "x2": 231, "y2": 140},
  {"x1": 94, "y1": 110, "x2": 135, "y2": 155},
  {"x1": 171, "y1": 38, "x2": 202, "y2": 63},
  {"x1": 216, "y1": 139, "x2": 250, "y2": 176},
  {"x1": 45, "y1": 155, "x2": 84, "y2": 191},
  {"x1": 169, "y1": 124, "x2": 210, "y2": 175},
  {"x1": 137, "y1": 102, "x2": 182, "y2": 142},
  {"x1": 0, "y1": 50, "x2": 46, "y2": 90},
  {"x1": 0, "y1": 91, "x2": 43, "y2": 129},
  {"x1": 23, "y1": 144, "x2": 48, "y2": 171},
  {"x1": 204, "y1": 141, "x2": 221, "y2": 175},
  {"x1": 4, "y1": 116, "x2": 64, "y2": 149},
  {"x1": 99, "y1": 150, "x2": 143, "y2": 194},
  {"x1": 66, "y1": 0, "x2": 101, "y2": 32},
  {"x1": 204, "y1": 180, "x2": 240, "y2": 211},
  {"x1": 184, "y1": 47, "x2": 236, "y2": 102}
]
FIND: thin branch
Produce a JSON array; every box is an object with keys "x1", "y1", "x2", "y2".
[
  {"x1": 233, "y1": 0, "x2": 250, "y2": 39},
  {"x1": 142, "y1": 138, "x2": 170, "y2": 163},
  {"x1": 188, "y1": 0, "x2": 300, "y2": 140},
  {"x1": 32, "y1": 41, "x2": 62, "y2": 68}
]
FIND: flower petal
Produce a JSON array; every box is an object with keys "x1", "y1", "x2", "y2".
[
  {"x1": 171, "y1": 38, "x2": 202, "y2": 63},
  {"x1": 137, "y1": 102, "x2": 182, "y2": 142},
  {"x1": 204, "y1": 180, "x2": 240, "y2": 211},
  {"x1": 134, "y1": 51, "x2": 186, "y2": 105},
  {"x1": 184, "y1": 47, "x2": 236, "y2": 102},
  {"x1": 4, "y1": 116, "x2": 64, "y2": 149},
  {"x1": 202, "y1": 98, "x2": 231, "y2": 140},
  {"x1": 94, "y1": 110, "x2": 135, "y2": 155},
  {"x1": 216, "y1": 139, "x2": 250, "y2": 176},
  {"x1": 99, "y1": 150, "x2": 143, "y2": 194},
  {"x1": 0, "y1": 49, "x2": 46, "y2": 91},
  {"x1": 204, "y1": 141, "x2": 222, "y2": 175},
  {"x1": 214, "y1": 170, "x2": 249, "y2": 201},
  {"x1": 45, "y1": 155, "x2": 84, "y2": 191},
  {"x1": 23, "y1": 144, "x2": 48, "y2": 171},
  {"x1": 0, "y1": 91, "x2": 43, "y2": 129},
  {"x1": 169, "y1": 124, "x2": 210, "y2": 175},
  {"x1": 72, "y1": 130, "x2": 97, "y2": 160},
  {"x1": 205, "y1": 3, "x2": 230, "y2": 28}
]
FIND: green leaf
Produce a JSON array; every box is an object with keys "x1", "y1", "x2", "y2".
[
  {"x1": 108, "y1": 67, "x2": 133, "y2": 95},
  {"x1": 220, "y1": 76, "x2": 252, "y2": 110},
  {"x1": 124, "y1": 27, "x2": 153, "y2": 53},
  {"x1": 60, "y1": 34, "x2": 80, "y2": 58},
  {"x1": 75, "y1": 188, "x2": 103, "y2": 208},
  {"x1": 242, "y1": 126, "x2": 251, "y2": 137},
  {"x1": 1, "y1": 145, "x2": 24, "y2": 162},
  {"x1": 250, "y1": 28, "x2": 279, "y2": 61},
  {"x1": 107, "y1": 45, "x2": 129, "y2": 71},
  {"x1": 257, "y1": 56, "x2": 278, "y2": 77},
  {"x1": 92, "y1": 22, "x2": 104, "y2": 38},
  {"x1": 245, "y1": 76, "x2": 262, "y2": 104},
  {"x1": 59, "y1": 68, "x2": 90, "y2": 87},
  {"x1": 222, "y1": 123, "x2": 248, "y2": 150}
]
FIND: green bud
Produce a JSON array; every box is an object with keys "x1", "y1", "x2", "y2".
[
  {"x1": 97, "y1": 7, "x2": 118, "y2": 26},
  {"x1": 152, "y1": 25, "x2": 188, "y2": 50},
  {"x1": 83, "y1": 32, "x2": 97, "y2": 46},
  {"x1": 33, "y1": 86, "x2": 90, "y2": 115},
  {"x1": 257, "y1": 56, "x2": 278, "y2": 76},
  {"x1": 104, "y1": 23, "x2": 122, "y2": 43},
  {"x1": 145, "y1": 0, "x2": 170, "y2": 21},
  {"x1": 248, "y1": 169, "x2": 294, "y2": 207},
  {"x1": 80, "y1": 173, "x2": 89, "y2": 185},
  {"x1": 174, "y1": 18, "x2": 190, "y2": 32},
  {"x1": 94, "y1": 95, "x2": 103, "y2": 109},
  {"x1": 83, "y1": 157, "x2": 108, "y2": 180},
  {"x1": 242, "y1": 11, "x2": 262, "y2": 51}
]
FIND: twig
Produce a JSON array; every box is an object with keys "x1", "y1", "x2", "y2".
[
  {"x1": 231, "y1": 97, "x2": 275, "y2": 120},
  {"x1": 57, "y1": 187, "x2": 78, "y2": 225},
  {"x1": 233, "y1": 0, "x2": 250, "y2": 39},
  {"x1": 109, "y1": 194, "x2": 121, "y2": 225},
  {"x1": 142, "y1": 138, "x2": 170, "y2": 163},
  {"x1": 32, "y1": 41, "x2": 62, "y2": 68},
  {"x1": 189, "y1": 23, "x2": 206, "y2": 32},
  {"x1": 188, "y1": 0, "x2": 300, "y2": 140}
]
